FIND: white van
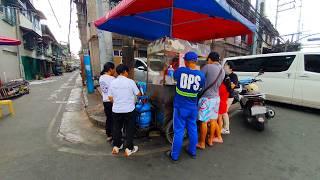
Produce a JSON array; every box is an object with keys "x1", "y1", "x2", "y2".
[{"x1": 224, "y1": 52, "x2": 320, "y2": 109}]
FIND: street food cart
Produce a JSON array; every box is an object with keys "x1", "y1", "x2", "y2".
[
  {"x1": 94, "y1": 0, "x2": 256, "y2": 143},
  {"x1": 141, "y1": 37, "x2": 210, "y2": 143}
]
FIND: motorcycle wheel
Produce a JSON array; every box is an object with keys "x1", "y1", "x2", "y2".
[
  {"x1": 266, "y1": 108, "x2": 276, "y2": 119},
  {"x1": 164, "y1": 120, "x2": 174, "y2": 144},
  {"x1": 256, "y1": 122, "x2": 265, "y2": 131}
]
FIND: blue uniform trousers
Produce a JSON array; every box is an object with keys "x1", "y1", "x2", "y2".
[{"x1": 171, "y1": 107, "x2": 198, "y2": 160}]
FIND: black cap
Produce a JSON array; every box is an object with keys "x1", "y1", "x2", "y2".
[{"x1": 207, "y1": 52, "x2": 220, "y2": 61}]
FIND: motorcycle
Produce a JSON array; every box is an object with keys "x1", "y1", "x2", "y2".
[{"x1": 235, "y1": 72, "x2": 275, "y2": 131}]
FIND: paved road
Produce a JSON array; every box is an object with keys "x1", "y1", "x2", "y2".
[{"x1": 0, "y1": 72, "x2": 319, "y2": 180}]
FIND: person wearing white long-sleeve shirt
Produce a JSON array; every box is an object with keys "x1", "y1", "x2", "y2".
[{"x1": 99, "y1": 62, "x2": 115, "y2": 141}]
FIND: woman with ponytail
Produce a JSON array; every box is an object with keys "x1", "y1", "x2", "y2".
[{"x1": 99, "y1": 62, "x2": 115, "y2": 141}]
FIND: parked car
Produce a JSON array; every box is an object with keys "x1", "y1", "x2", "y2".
[
  {"x1": 134, "y1": 58, "x2": 163, "y2": 83},
  {"x1": 66, "y1": 65, "x2": 73, "y2": 72},
  {"x1": 54, "y1": 66, "x2": 63, "y2": 76},
  {"x1": 223, "y1": 52, "x2": 320, "y2": 109}
]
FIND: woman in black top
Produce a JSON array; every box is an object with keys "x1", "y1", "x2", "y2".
[{"x1": 222, "y1": 61, "x2": 239, "y2": 134}]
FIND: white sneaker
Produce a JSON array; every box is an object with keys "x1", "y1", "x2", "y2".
[
  {"x1": 112, "y1": 144, "x2": 123, "y2": 155},
  {"x1": 221, "y1": 129, "x2": 230, "y2": 135},
  {"x1": 124, "y1": 146, "x2": 139, "y2": 157}
]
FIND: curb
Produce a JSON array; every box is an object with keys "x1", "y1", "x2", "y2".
[{"x1": 83, "y1": 88, "x2": 107, "y2": 129}]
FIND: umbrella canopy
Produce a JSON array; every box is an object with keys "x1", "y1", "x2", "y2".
[
  {"x1": 0, "y1": 36, "x2": 21, "y2": 46},
  {"x1": 95, "y1": 0, "x2": 256, "y2": 41}
]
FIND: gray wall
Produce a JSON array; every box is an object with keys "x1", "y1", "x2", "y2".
[{"x1": 0, "y1": 13, "x2": 21, "y2": 83}]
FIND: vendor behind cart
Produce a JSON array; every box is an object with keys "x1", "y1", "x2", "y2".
[
  {"x1": 167, "y1": 51, "x2": 206, "y2": 161},
  {"x1": 164, "y1": 57, "x2": 179, "y2": 73}
]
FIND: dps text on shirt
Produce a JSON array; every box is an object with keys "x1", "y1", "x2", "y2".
[{"x1": 174, "y1": 67, "x2": 206, "y2": 110}]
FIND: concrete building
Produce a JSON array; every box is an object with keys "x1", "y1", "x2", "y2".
[
  {"x1": 0, "y1": 0, "x2": 68, "y2": 82},
  {"x1": 75, "y1": 0, "x2": 113, "y2": 77},
  {"x1": 0, "y1": 4, "x2": 21, "y2": 83},
  {"x1": 0, "y1": 0, "x2": 46, "y2": 81}
]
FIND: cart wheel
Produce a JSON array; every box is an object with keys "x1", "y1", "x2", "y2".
[
  {"x1": 164, "y1": 120, "x2": 187, "y2": 144},
  {"x1": 164, "y1": 120, "x2": 174, "y2": 144}
]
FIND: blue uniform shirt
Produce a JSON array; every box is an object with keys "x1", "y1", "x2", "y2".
[{"x1": 173, "y1": 67, "x2": 206, "y2": 110}]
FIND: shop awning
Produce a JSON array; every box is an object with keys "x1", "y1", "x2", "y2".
[
  {"x1": 94, "y1": 0, "x2": 256, "y2": 41},
  {"x1": 0, "y1": 36, "x2": 21, "y2": 46}
]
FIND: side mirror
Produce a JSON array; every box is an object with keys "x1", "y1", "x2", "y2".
[{"x1": 137, "y1": 66, "x2": 146, "y2": 71}]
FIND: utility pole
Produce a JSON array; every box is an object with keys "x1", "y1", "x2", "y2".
[
  {"x1": 275, "y1": 0, "x2": 279, "y2": 29},
  {"x1": 252, "y1": 0, "x2": 261, "y2": 55},
  {"x1": 96, "y1": 0, "x2": 113, "y2": 71},
  {"x1": 122, "y1": 37, "x2": 135, "y2": 79},
  {"x1": 15, "y1": 8, "x2": 24, "y2": 79},
  {"x1": 296, "y1": 0, "x2": 302, "y2": 42}
]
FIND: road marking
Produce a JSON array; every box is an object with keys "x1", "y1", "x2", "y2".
[
  {"x1": 46, "y1": 72, "x2": 79, "y2": 149},
  {"x1": 46, "y1": 95, "x2": 67, "y2": 149}
]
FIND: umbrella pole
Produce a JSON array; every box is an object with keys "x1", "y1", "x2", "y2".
[
  {"x1": 122, "y1": 37, "x2": 135, "y2": 79},
  {"x1": 15, "y1": 8, "x2": 24, "y2": 79}
]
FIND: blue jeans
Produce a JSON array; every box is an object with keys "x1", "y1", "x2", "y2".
[{"x1": 171, "y1": 107, "x2": 198, "y2": 160}]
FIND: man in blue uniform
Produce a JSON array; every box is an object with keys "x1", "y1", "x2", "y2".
[{"x1": 167, "y1": 51, "x2": 206, "y2": 161}]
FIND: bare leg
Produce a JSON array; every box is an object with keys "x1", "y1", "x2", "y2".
[
  {"x1": 213, "y1": 121, "x2": 223, "y2": 143},
  {"x1": 218, "y1": 114, "x2": 223, "y2": 129},
  {"x1": 223, "y1": 113, "x2": 230, "y2": 131},
  {"x1": 196, "y1": 122, "x2": 207, "y2": 149},
  {"x1": 208, "y1": 120, "x2": 217, "y2": 146}
]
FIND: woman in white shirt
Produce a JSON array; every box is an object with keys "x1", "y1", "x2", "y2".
[{"x1": 99, "y1": 62, "x2": 115, "y2": 141}]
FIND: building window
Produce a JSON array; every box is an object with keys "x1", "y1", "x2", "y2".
[
  {"x1": 23, "y1": 35, "x2": 36, "y2": 51},
  {"x1": 33, "y1": 17, "x2": 40, "y2": 30},
  {"x1": 2, "y1": 6, "x2": 16, "y2": 25},
  {"x1": 113, "y1": 50, "x2": 119, "y2": 56},
  {"x1": 305, "y1": 55, "x2": 320, "y2": 73},
  {"x1": 138, "y1": 50, "x2": 147, "y2": 57},
  {"x1": 113, "y1": 39, "x2": 123, "y2": 46},
  {"x1": 113, "y1": 50, "x2": 122, "y2": 56},
  {"x1": 241, "y1": 35, "x2": 247, "y2": 43}
]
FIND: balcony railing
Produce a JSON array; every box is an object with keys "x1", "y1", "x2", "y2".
[{"x1": 19, "y1": 12, "x2": 42, "y2": 36}]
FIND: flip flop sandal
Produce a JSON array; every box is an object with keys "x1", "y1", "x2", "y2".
[
  {"x1": 213, "y1": 138, "x2": 224, "y2": 144},
  {"x1": 206, "y1": 140, "x2": 214, "y2": 147},
  {"x1": 196, "y1": 144, "x2": 205, "y2": 150}
]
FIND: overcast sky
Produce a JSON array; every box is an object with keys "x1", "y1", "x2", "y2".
[
  {"x1": 260, "y1": 0, "x2": 320, "y2": 51},
  {"x1": 34, "y1": 0, "x2": 320, "y2": 55},
  {"x1": 33, "y1": 0, "x2": 81, "y2": 57}
]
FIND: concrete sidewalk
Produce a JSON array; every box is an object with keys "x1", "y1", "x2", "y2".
[
  {"x1": 57, "y1": 76, "x2": 106, "y2": 146},
  {"x1": 84, "y1": 88, "x2": 106, "y2": 128}
]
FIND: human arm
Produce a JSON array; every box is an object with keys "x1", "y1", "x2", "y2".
[
  {"x1": 199, "y1": 72, "x2": 206, "y2": 91},
  {"x1": 131, "y1": 80, "x2": 142, "y2": 96},
  {"x1": 107, "y1": 82, "x2": 114, "y2": 102}
]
